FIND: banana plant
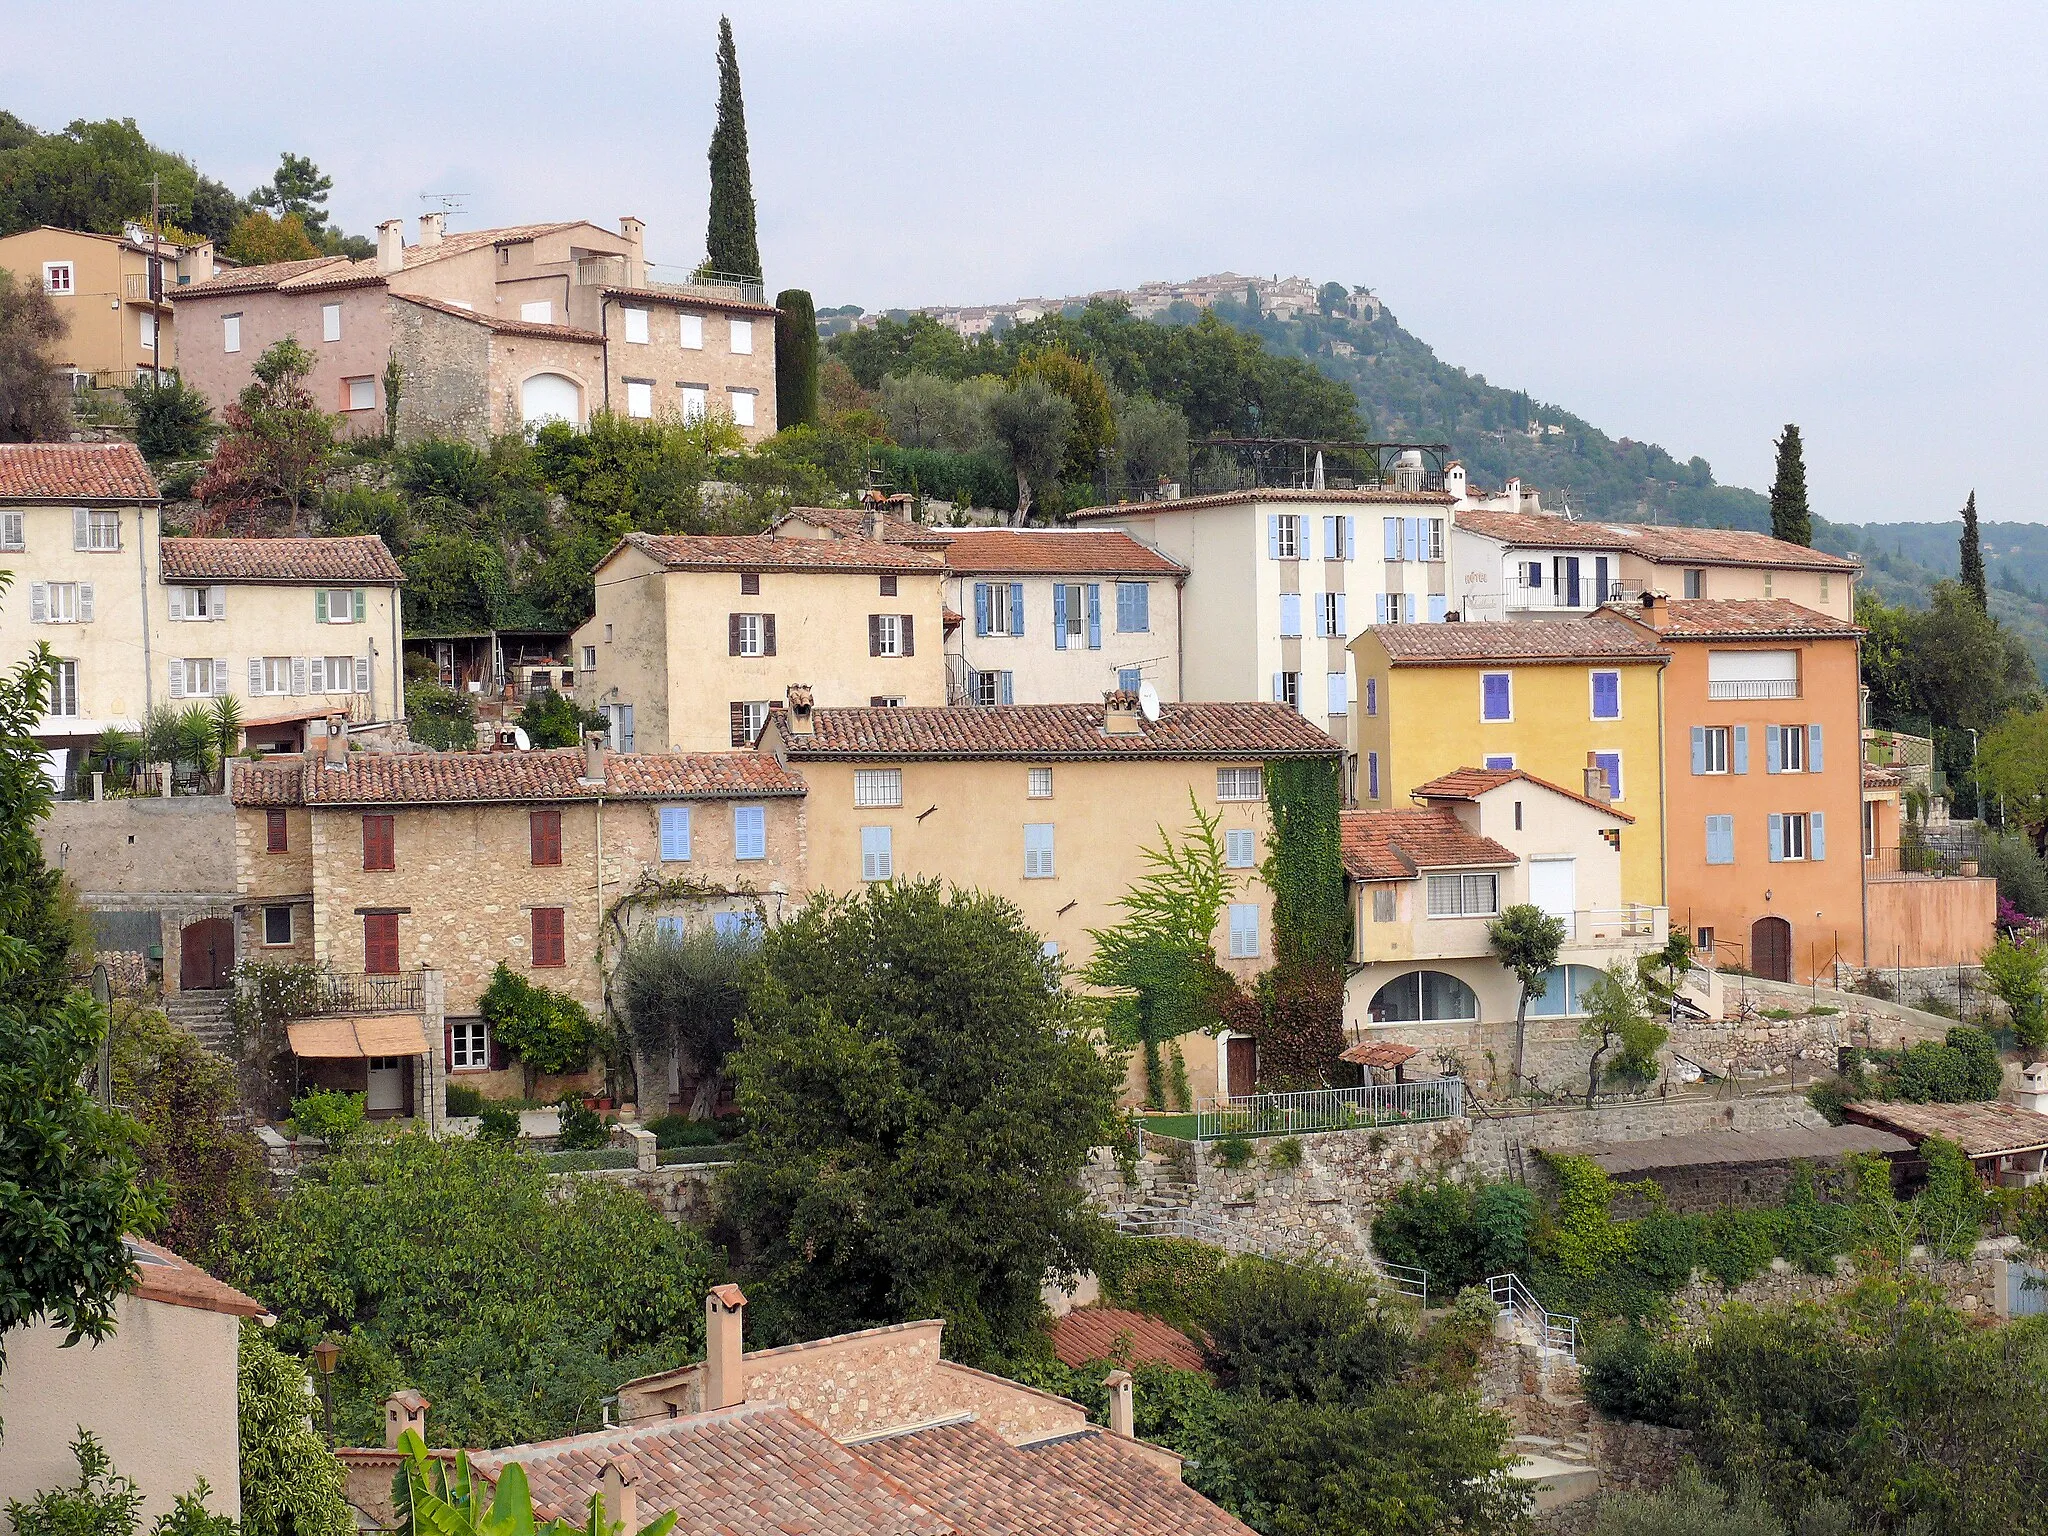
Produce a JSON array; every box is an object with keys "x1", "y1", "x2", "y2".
[{"x1": 392, "y1": 1430, "x2": 677, "y2": 1536}]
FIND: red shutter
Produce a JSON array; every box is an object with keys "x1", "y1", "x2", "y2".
[
  {"x1": 729, "y1": 614, "x2": 742, "y2": 656},
  {"x1": 444, "y1": 1021, "x2": 455, "y2": 1067},
  {"x1": 530, "y1": 809, "x2": 562, "y2": 866},
  {"x1": 363, "y1": 814, "x2": 395, "y2": 870},
  {"x1": 267, "y1": 809, "x2": 288, "y2": 853},
  {"x1": 869, "y1": 615, "x2": 881, "y2": 656},
  {"x1": 532, "y1": 907, "x2": 566, "y2": 967},
  {"x1": 741, "y1": 571, "x2": 760, "y2": 595},
  {"x1": 900, "y1": 614, "x2": 914, "y2": 656},
  {"x1": 762, "y1": 614, "x2": 777, "y2": 656},
  {"x1": 880, "y1": 574, "x2": 897, "y2": 596},
  {"x1": 489, "y1": 1027, "x2": 509, "y2": 1071},
  {"x1": 730, "y1": 702, "x2": 748, "y2": 748},
  {"x1": 364, "y1": 913, "x2": 399, "y2": 974}
]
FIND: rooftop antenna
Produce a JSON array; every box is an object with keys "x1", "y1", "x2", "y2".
[{"x1": 419, "y1": 192, "x2": 469, "y2": 220}]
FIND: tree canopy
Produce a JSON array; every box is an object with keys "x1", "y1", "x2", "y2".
[
  {"x1": 705, "y1": 16, "x2": 761, "y2": 280},
  {"x1": 1768, "y1": 423, "x2": 1812, "y2": 547},
  {"x1": 0, "y1": 268, "x2": 69, "y2": 441}
]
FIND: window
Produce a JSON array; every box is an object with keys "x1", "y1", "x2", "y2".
[
  {"x1": 319, "y1": 588, "x2": 362, "y2": 624},
  {"x1": 1028, "y1": 767, "x2": 1054, "y2": 799},
  {"x1": 604, "y1": 624, "x2": 613, "y2": 643},
  {"x1": 729, "y1": 389, "x2": 756, "y2": 428},
  {"x1": 169, "y1": 584, "x2": 222, "y2": 620},
  {"x1": 854, "y1": 769, "x2": 903, "y2": 807},
  {"x1": 1273, "y1": 671, "x2": 1300, "y2": 709},
  {"x1": 263, "y1": 905, "x2": 294, "y2": 946},
  {"x1": 581, "y1": 645, "x2": 597, "y2": 670},
  {"x1": 1481, "y1": 672, "x2": 1512, "y2": 721},
  {"x1": 1591, "y1": 670, "x2": 1621, "y2": 719},
  {"x1": 1820, "y1": 574, "x2": 1831, "y2": 604},
  {"x1": 520, "y1": 301, "x2": 553, "y2": 323},
  {"x1": 659, "y1": 806, "x2": 692, "y2": 861},
  {"x1": 1323, "y1": 514, "x2": 1355, "y2": 560},
  {"x1": 321, "y1": 303, "x2": 342, "y2": 342},
  {"x1": 869, "y1": 613, "x2": 910, "y2": 656},
  {"x1": 0, "y1": 509, "x2": 21, "y2": 550},
  {"x1": 140, "y1": 311, "x2": 158, "y2": 352},
  {"x1": 1426, "y1": 872, "x2": 1499, "y2": 917},
  {"x1": 1041, "y1": 939, "x2": 1062, "y2": 960},
  {"x1": 448, "y1": 1020, "x2": 489, "y2": 1071},
  {"x1": 872, "y1": 695, "x2": 905, "y2": 707},
  {"x1": 734, "y1": 805, "x2": 766, "y2": 861},
  {"x1": 169, "y1": 658, "x2": 224, "y2": 697},
  {"x1": 360, "y1": 814, "x2": 397, "y2": 870},
  {"x1": 680, "y1": 313, "x2": 704, "y2": 349},
  {"x1": 1708, "y1": 649, "x2": 1798, "y2": 699},
  {"x1": 1479, "y1": 755, "x2": 1515, "y2": 773},
  {"x1": 1226, "y1": 828, "x2": 1257, "y2": 868},
  {"x1": 861, "y1": 825, "x2": 893, "y2": 881},
  {"x1": 1424, "y1": 519, "x2": 1446, "y2": 560},
  {"x1": 975, "y1": 581, "x2": 1021, "y2": 636},
  {"x1": 1367, "y1": 750, "x2": 1380, "y2": 800},
  {"x1": 1053, "y1": 583, "x2": 1098, "y2": 649},
  {"x1": 1118, "y1": 667, "x2": 1141, "y2": 693},
  {"x1": 531, "y1": 907, "x2": 567, "y2": 967},
  {"x1": 713, "y1": 910, "x2": 763, "y2": 943},
  {"x1": 731, "y1": 612, "x2": 767, "y2": 656},
  {"x1": 1024, "y1": 823, "x2": 1056, "y2": 878},
  {"x1": 1326, "y1": 672, "x2": 1347, "y2": 717},
  {"x1": 364, "y1": 913, "x2": 399, "y2": 974},
  {"x1": 1369, "y1": 969, "x2": 1479, "y2": 1024},
  {"x1": 1684, "y1": 568, "x2": 1705, "y2": 599},
  {"x1": 267, "y1": 809, "x2": 288, "y2": 852},
  {"x1": 1763, "y1": 571, "x2": 1775, "y2": 598},
  {"x1": 49, "y1": 659, "x2": 78, "y2": 717},
  {"x1": 1217, "y1": 767, "x2": 1263, "y2": 801},
  {"x1": 223, "y1": 314, "x2": 242, "y2": 353},
  {"x1": 1864, "y1": 800, "x2": 1878, "y2": 859},
  {"x1": 316, "y1": 656, "x2": 363, "y2": 693},
  {"x1": 729, "y1": 701, "x2": 769, "y2": 747},
  {"x1": 1594, "y1": 751, "x2": 1623, "y2": 802},
  {"x1": 1269, "y1": 514, "x2": 1301, "y2": 560},
  {"x1": 1694, "y1": 726, "x2": 1731, "y2": 775},
  {"x1": 1770, "y1": 812, "x2": 1824, "y2": 862},
  {"x1": 1383, "y1": 517, "x2": 1404, "y2": 560},
  {"x1": 530, "y1": 809, "x2": 562, "y2": 866},
  {"x1": 33, "y1": 582, "x2": 90, "y2": 623},
  {"x1": 1697, "y1": 926, "x2": 1715, "y2": 953},
  {"x1": 730, "y1": 318, "x2": 754, "y2": 354},
  {"x1": 1514, "y1": 799, "x2": 1524, "y2": 830},
  {"x1": 625, "y1": 380, "x2": 654, "y2": 419},
  {"x1": 879, "y1": 573, "x2": 898, "y2": 597},
  {"x1": 1228, "y1": 903, "x2": 1261, "y2": 958},
  {"x1": 1116, "y1": 582, "x2": 1150, "y2": 632},
  {"x1": 254, "y1": 656, "x2": 292, "y2": 696},
  {"x1": 1278, "y1": 593, "x2": 1301, "y2": 638},
  {"x1": 1528, "y1": 964, "x2": 1605, "y2": 1017},
  {"x1": 1767, "y1": 724, "x2": 1815, "y2": 774},
  {"x1": 1706, "y1": 814, "x2": 1736, "y2": 865},
  {"x1": 43, "y1": 261, "x2": 73, "y2": 295},
  {"x1": 1367, "y1": 887, "x2": 1395, "y2": 923},
  {"x1": 971, "y1": 669, "x2": 1013, "y2": 705},
  {"x1": 623, "y1": 307, "x2": 650, "y2": 344},
  {"x1": 1364, "y1": 676, "x2": 1378, "y2": 716},
  {"x1": 681, "y1": 385, "x2": 708, "y2": 421},
  {"x1": 76, "y1": 509, "x2": 120, "y2": 551},
  {"x1": 1522, "y1": 560, "x2": 1545, "y2": 589},
  {"x1": 345, "y1": 377, "x2": 375, "y2": 411},
  {"x1": 1319, "y1": 591, "x2": 1347, "y2": 637}
]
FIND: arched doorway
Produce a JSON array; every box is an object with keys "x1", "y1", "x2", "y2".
[
  {"x1": 1750, "y1": 916, "x2": 1792, "y2": 983},
  {"x1": 520, "y1": 373, "x2": 582, "y2": 429},
  {"x1": 180, "y1": 917, "x2": 235, "y2": 991}
]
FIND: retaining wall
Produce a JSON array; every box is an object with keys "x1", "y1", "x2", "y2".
[{"x1": 566, "y1": 1162, "x2": 727, "y2": 1226}]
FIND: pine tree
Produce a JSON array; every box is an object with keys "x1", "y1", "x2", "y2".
[
  {"x1": 775, "y1": 289, "x2": 818, "y2": 429},
  {"x1": 704, "y1": 16, "x2": 761, "y2": 281},
  {"x1": 1769, "y1": 424, "x2": 1812, "y2": 547},
  {"x1": 1959, "y1": 489, "x2": 1987, "y2": 608}
]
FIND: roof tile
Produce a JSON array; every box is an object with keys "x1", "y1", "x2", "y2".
[
  {"x1": 940, "y1": 529, "x2": 1186, "y2": 577},
  {"x1": 1049, "y1": 1309, "x2": 1206, "y2": 1373},
  {"x1": 623, "y1": 530, "x2": 942, "y2": 574},
  {"x1": 1370, "y1": 619, "x2": 1668, "y2": 665},
  {"x1": 1623, "y1": 597, "x2": 1862, "y2": 640},
  {"x1": 774, "y1": 506, "x2": 955, "y2": 551},
  {"x1": 161, "y1": 535, "x2": 403, "y2": 584},
  {"x1": 0, "y1": 443, "x2": 158, "y2": 501},
  {"x1": 1338, "y1": 808, "x2": 1517, "y2": 880},
  {"x1": 396, "y1": 294, "x2": 604, "y2": 343},
  {"x1": 1074, "y1": 487, "x2": 1454, "y2": 520},
  {"x1": 778, "y1": 703, "x2": 1339, "y2": 762},
  {"x1": 233, "y1": 748, "x2": 805, "y2": 807},
  {"x1": 1025, "y1": 1431, "x2": 1254, "y2": 1536},
  {"x1": 1455, "y1": 509, "x2": 1859, "y2": 571},
  {"x1": 1411, "y1": 765, "x2": 1636, "y2": 823},
  {"x1": 124, "y1": 1236, "x2": 267, "y2": 1318}
]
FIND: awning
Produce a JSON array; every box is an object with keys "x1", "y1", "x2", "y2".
[
  {"x1": 287, "y1": 1015, "x2": 431, "y2": 1059},
  {"x1": 1341, "y1": 1041, "x2": 1420, "y2": 1069}
]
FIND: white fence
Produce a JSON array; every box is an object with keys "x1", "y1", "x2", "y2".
[{"x1": 1193, "y1": 1077, "x2": 1465, "y2": 1141}]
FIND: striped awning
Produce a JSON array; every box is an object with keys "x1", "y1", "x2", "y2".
[{"x1": 287, "y1": 1015, "x2": 430, "y2": 1059}]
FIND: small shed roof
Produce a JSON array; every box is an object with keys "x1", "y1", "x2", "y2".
[
  {"x1": 287, "y1": 1015, "x2": 432, "y2": 1058},
  {"x1": 1842, "y1": 1101, "x2": 2048, "y2": 1160},
  {"x1": 1340, "y1": 1041, "x2": 1421, "y2": 1069},
  {"x1": 1574, "y1": 1124, "x2": 1911, "y2": 1176}
]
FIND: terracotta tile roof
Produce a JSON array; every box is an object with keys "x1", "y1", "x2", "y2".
[
  {"x1": 1452, "y1": 510, "x2": 1636, "y2": 550},
  {"x1": 469, "y1": 1404, "x2": 953, "y2": 1535},
  {"x1": 395, "y1": 294, "x2": 604, "y2": 343},
  {"x1": 1074, "y1": 487, "x2": 1454, "y2": 520},
  {"x1": 1411, "y1": 765, "x2": 1636, "y2": 823},
  {"x1": 1025, "y1": 1430, "x2": 1254, "y2": 1536},
  {"x1": 1842, "y1": 1100, "x2": 2048, "y2": 1160},
  {"x1": 1050, "y1": 1309, "x2": 1206, "y2": 1373},
  {"x1": 1619, "y1": 598, "x2": 1862, "y2": 641},
  {"x1": 124, "y1": 1236, "x2": 267, "y2": 1318},
  {"x1": 602, "y1": 284, "x2": 781, "y2": 318},
  {"x1": 1370, "y1": 619, "x2": 1668, "y2": 666},
  {"x1": 940, "y1": 529, "x2": 1186, "y2": 577},
  {"x1": 161, "y1": 535, "x2": 403, "y2": 584},
  {"x1": 1338, "y1": 808, "x2": 1517, "y2": 880},
  {"x1": 168, "y1": 255, "x2": 354, "y2": 299},
  {"x1": 1863, "y1": 764, "x2": 1904, "y2": 789},
  {"x1": 619, "y1": 531, "x2": 943, "y2": 574},
  {"x1": 778, "y1": 703, "x2": 1340, "y2": 762},
  {"x1": 0, "y1": 442, "x2": 158, "y2": 501},
  {"x1": 232, "y1": 748, "x2": 805, "y2": 807},
  {"x1": 1454, "y1": 510, "x2": 1859, "y2": 571},
  {"x1": 774, "y1": 506, "x2": 956, "y2": 551},
  {"x1": 169, "y1": 224, "x2": 589, "y2": 301},
  {"x1": 1341, "y1": 1040, "x2": 1420, "y2": 1068},
  {"x1": 233, "y1": 760, "x2": 311, "y2": 806}
]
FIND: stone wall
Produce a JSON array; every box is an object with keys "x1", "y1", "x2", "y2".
[
  {"x1": 392, "y1": 301, "x2": 493, "y2": 446},
  {"x1": 44, "y1": 793, "x2": 238, "y2": 895},
  {"x1": 1588, "y1": 1415, "x2": 1690, "y2": 1494},
  {"x1": 1668, "y1": 1237, "x2": 2023, "y2": 1328},
  {"x1": 567, "y1": 1161, "x2": 726, "y2": 1227}
]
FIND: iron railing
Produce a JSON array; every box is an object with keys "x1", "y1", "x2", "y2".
[
  {"x1": 1489, "y1": 1272, "x2": 1578, "y2": 1359},
  {"x1": 1706, "y1": 678, "x2": 1800, "y2": 700},
  {"x1": 308, "y1": 970, "x2": 423, "y2": 1015},
  {"x1": 1193, "y1": 1077, "x2": 1464, "y2": 1141}
]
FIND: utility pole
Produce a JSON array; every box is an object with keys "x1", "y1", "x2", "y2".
[{"x1": 148, "y1": 175, "x2": 164, "y2": 381}]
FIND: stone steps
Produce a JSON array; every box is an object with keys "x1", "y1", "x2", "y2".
[{"x1": 164, "y1": 992, "x2": 236, "y2": 1056}]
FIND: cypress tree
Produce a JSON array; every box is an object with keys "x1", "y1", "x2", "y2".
[
  {"x1": 1959, "y1": 489, "x2": 1987, "y2": 607},
  {"x1": 775, "y1": 289, "x2": 819, "y2": 429},
  {"x1": 705, "y1": 16, "x2": 761, "y2": 281},
  {"x1": 1768, "y1": 424, "x2": 1812, "y2": 547}
]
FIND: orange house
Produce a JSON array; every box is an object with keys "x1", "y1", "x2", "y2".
[{"x1": 1596, "y1": 595, "x2": 1864, "y2": 982}]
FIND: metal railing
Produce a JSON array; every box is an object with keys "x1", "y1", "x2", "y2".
[
  {"x1": 1488, "y1": 1272, "x2": 1578, "y2": 1359},
  {"x1": 1561, "y1": 905, "x2": 1667, "y2": 943},
  {"x1": 308, "y1": 970, "x2": 423, "y2": 1015},
  {"x1": 1193, "y1": 1077, "x2": 1464, "y2": 1141},
  {"x1": 1706, "y1": 678, "x2": 1800, "y2": 700},
  {"x1": 1111, "y1": 1208, "x2": 1429, "y2": 1306}
]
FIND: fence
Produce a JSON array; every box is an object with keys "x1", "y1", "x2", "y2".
[
  {"x1": 308, "y1": 970, "x2": 424, "y2": 1015},
  {"x1": 2011, "y1": 1261, "x2": 2048, "y2": 1320},
  {"x1": 1193, "y1": 1077, "x2": 1464, "y2": 1141},
  {"x1": 1489, "y1": 1272, "x2": 1578, "y2": 1359}
]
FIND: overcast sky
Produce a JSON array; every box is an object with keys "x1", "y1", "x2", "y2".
[{"x1": 9, "y1": 2, "x2": 2040, "y2": 524}]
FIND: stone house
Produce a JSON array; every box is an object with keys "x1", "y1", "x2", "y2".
[
  {"x1": 0, "y1": 224, "x2": 223, "y2": 388},
  {"x1": 168, "y1": 214, "x2": 777, "y2": 444}
]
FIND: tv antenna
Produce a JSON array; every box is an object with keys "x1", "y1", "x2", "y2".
[{"x1": 419, "y1": 192, "x2": 470, "y2": 218}]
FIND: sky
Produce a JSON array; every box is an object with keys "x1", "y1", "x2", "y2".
[{"x1": 8, "y1": 1, "x2": 2043, "y2": 524}]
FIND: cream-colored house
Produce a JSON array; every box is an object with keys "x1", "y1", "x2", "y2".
[
  {"x1": 574, "y1": 530, "x2": 947, "y2": 753},
  {"x1": 0, "y1": 1237, "x2": 265, "y2": 1524},
  {"x1": 0, "y1": 225, "x2": 223, "y2": 388}
]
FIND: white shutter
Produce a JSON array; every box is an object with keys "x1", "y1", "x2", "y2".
[
  {"x1": 310, "y1": 657, "x2": 326, "y2": 693},
  {"x1": 356, "y1": 656, "x2": 371, "y2": 694},
  {"x1": 78, "y1": 583, "x2": 93, "y2": 622},
  {"x1": 211, "y1": 585, "x2": 226, "y2": 619},
  {"x1": 292, "y1": 657, "x2": 308, "y2": 695},
  {"x1": 212, "y1": 659, "x2": 228, "y2": 695},
  {"x1": 249, "y1": 658, "x2": 265, "y2": 695},
  {"x1": 74, "y1": 509, "x2": 89, "y2": 549},
  {"x1": 30, "y1": 582, "x2": 48, "y2": 622},
  {"x1": 168, "y1": 585, "x2": 185, "y2": 620},
  {"x1": 169, "y1": 661, "x2": 185, "y2": 699}
]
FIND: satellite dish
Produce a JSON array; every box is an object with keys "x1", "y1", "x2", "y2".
[
  {"x1": 1137, "y1": 681, "x2": 1161, "y2": 722},
  {"x1": 511, "y1": 726, "x2": 531, "y2": 751}
]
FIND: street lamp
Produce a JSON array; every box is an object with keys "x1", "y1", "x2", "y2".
[{"x1": 311, "y1": 1336, "x2": 342, "y2": 1444}]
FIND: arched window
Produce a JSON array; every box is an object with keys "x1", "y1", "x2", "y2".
[
  {"x1": 1368, "y1": 970, "x2": 1479, "y2": 1024},
  {"x1": 1527, "y1": 964, "x2": 1606, "y2": 1017},
  {"x1": 520, "y1": 373, "x2": 583, "y2": 428}
]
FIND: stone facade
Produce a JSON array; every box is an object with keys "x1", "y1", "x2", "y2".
[
  {"x1": 1668, "y1": 1238, "x2": 2023, "y2": 1329},
  {"x1": 570, "y1": 1162, "x2": 725, "y2": 1227}
]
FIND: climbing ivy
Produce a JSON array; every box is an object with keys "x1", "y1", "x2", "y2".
[
  {"x1": 237, "y1": 1323, "x2": 352, "y2": 1536},
  {"x1": 1261, "y1": 757, "x2": 1349, "y2": 970}
]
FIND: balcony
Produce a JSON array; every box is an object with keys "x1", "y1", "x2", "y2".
[
  {"x1": 1707, "y1": 679, "x2": 1799, "y2": 700},
  {"x1": 1558, "y1": 905, "x2": 1669, "y2": 948},
  {"x1": 305, "y1": 969, "x2": 424, "y2": 1015},
  {"x1": 1505, "y1": 580, "x2": 1632, "y2": 613}
]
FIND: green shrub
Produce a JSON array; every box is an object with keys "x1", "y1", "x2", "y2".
[
  {"x1": 1582, "y1": 1323, "x2": 1689, "y2": 1427},
  {"x1": 288, "y1": 1088, "x2": 365, "y2": 1143},
  {"x1": 1094, "y1": 1232, "x2": 1225, "y2": 1332},
  {"x1": 1268, "y1": 1136, "x2": 1304, "y2": 1170},
  {"x1": 1883, "y1": 1025, "x2": 2004, "y2": 1102},
  {"x1": 554, "y1": 1096, "x2": 608, "y2": 1151},
  {"x1": 476, "y1": 1103, "x2": 519, "y2": 1142},
  {"x1": 1202, "y1": 1258, "x2": 1409, "y2": 1405},
  {"x1": 479, "y1": 963, "x2": 603, "y2": 1093},
  {"x1": 444, "y1": 1083, "x2": 485, "y2": 1118},
  {"x1": 1213, "y1": 1135, "x2": 1254, "y2": 1169},
  {"x1": 540, "y1": 1148, "x2": 634, "y2": 1172},
  {"x1": 646, "y1": 1113, "x2": 725, "y2": 1149}
]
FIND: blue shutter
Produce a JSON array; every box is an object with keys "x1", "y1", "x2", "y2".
[
  {"x1": 974, "y1": 583, "x2": 991, "y2": 636},
  {"x1": 1086, "y1": 584, "x2": 1101, "y2": 649},
  {"x1": 1404, "y1": 593, "x2": 1416, "y2": 622},
  {"x1": 1593, "y1": 672, "x2": 1619, "y2": 718},
  {"x1": 1733, "y1": 725, "x2": 1749, "y2": 774},
  {"x1": 353, "y1": 589, "x2": 366, "y2": 622},
  {"x1": 734, "y1": 805, "x2": 765, "y2": 860},
  {"x1": 1707, "y1": 815, "x2": 1734, "y2": 865},
  {"x1": 1384, "y1": 517, "x2": 1401, "y2": 560},
  {"x1": 1279, "y1": 593, "x2": 1301, "y2": 638},
  {"x1": 1344, "y1": 516, "x2": 1356, "y2": 560},
  {"x1": 1367, "y1": 751, "x2": 1380, "y2": 800},
  {"x1": 1268, "y1": 515, "x2": 1281, "y2": 559},
  {"x1": 1326, "y1": 672, "x2": 1346, "y2": 717},
  {"x1": 1334, "y1": 593, "x2": 1347, "y2": 634},
  {"x1": 1119, "y1": 667, "x2": 1141, "y2": 693},
  {"x1": 315, "y1": 588, "x2": 328, "y2": 623},
  {"x1": 1691, "y1": 726, "x2": 1707, "y2": 775},
  {"x1": 1428, "y1": 594, "x2": 1447, "y2": 622},
  {"x1": 1000, "y1": 671, "x2": 1014, "y2": 704},
  {"x1": 1272, "y1": 673, "x2": 1284, "y2": 702},
  {"x1": 1053, "y1": 583, "x2": 1068, "y2": 650},
  {"x1": 1765, "y1": 725, "x2": 1783, "y2": 774},
  {"x1": 1808, "y1": 723, "x2": 1824, "y2": 773},
  {"x1": 1375, "y1": 593, "x2": 1388, "y2": 624},
  {"x1": 1596, "y1": 752, "x2": 1622, "y2": 801},
  {"x1": 1323, "y1": 516, "x2": 1337, "y2": 559},
  {"x1": 1811, "y1": 812, "x2": 1826, "y2": 861},
  {"x1": 1010, "y1": 582, "x2": 1025, "y2": 636},
  {"x1": 1768, "y1": 814, "x2": 1784, "y2": 862},
  {"x1": 659, "y1": 806, "x2": 692, "y2": 861},
  {"x1": 1482, "y1": 673, "x2": 1511, "y2": 720}
]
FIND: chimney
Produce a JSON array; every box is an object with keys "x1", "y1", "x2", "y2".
[
  {"x1": 1103, "y1": 689, "x2": 1142, "y2": 736},
  {"x1": 598, "y1": 1461, "x2": 637, "y2": 1535},
  {"x1": 1103, "y1": 1370, "x2": 1134, "y2": 1438},
  {"x1": 1585, "y1": 751, "x2": 1613, "y2": 804},
  {"x1": 377, "y1": 220, "x2": 404, "y2": 275},
  {"x1": 619, "y1": 217, "x2": 646, "y2": 289},
  {"x1": 1639, "y1": 589, "x2": 1670, "y2": 630},
  {"x1": 864, "y1": 495, "x2": 886, "y2": 540},
  {"x1": 704, "y1": 1283, "x2": 747, "y2": 1410},
  {"x1": 417, "y1": 212, "x2": 445, "y2": 250},
  {"x1": 581, "y1": 728, "x2": 608, "y2": 784},
  {"x1": 2016, "y1": 1061, "x2": 2048, "y2": 1115},
  {"x1": 784, "y1": 683, "x2": 815, "y2": 737},
  {"x1": 323, "y1": 713, "x2": 349, "y2": 771},
  {"x1": 384, "y1": 1390, "x2": 430, "y2": 1449}
]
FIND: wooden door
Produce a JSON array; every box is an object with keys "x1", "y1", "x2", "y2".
[
  {"x1": 179, "y1": 917, "x2": 234, "y2": 990},
  {"x1": 365, "y1": 1056, "x2": 406, "y2": 1114},
  {"x1": 1751, "y1": 916, "x2": 1792, "y2": 983},
  {"x1": 1226, "y1": 1036, "x2": 1258, "y2": 1100}
]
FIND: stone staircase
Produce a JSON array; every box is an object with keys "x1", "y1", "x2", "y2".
[
  {"x1": 164, "y1": 989, "x2": 236, "y2": 1056},
  {"x1": 1486, "y1": 1304, "x2": 1600, "y2": 1514}
]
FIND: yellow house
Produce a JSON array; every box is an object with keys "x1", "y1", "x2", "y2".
[
  {"x1": 1349, "y1": 619, "x2": 1669, "y2": 905},
  {"x1": 574, "y1": 530, "x2": 948, "y2": 753},
  {"x1": 0, "y1": 225, "x2": 221, "y2": 387}
]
